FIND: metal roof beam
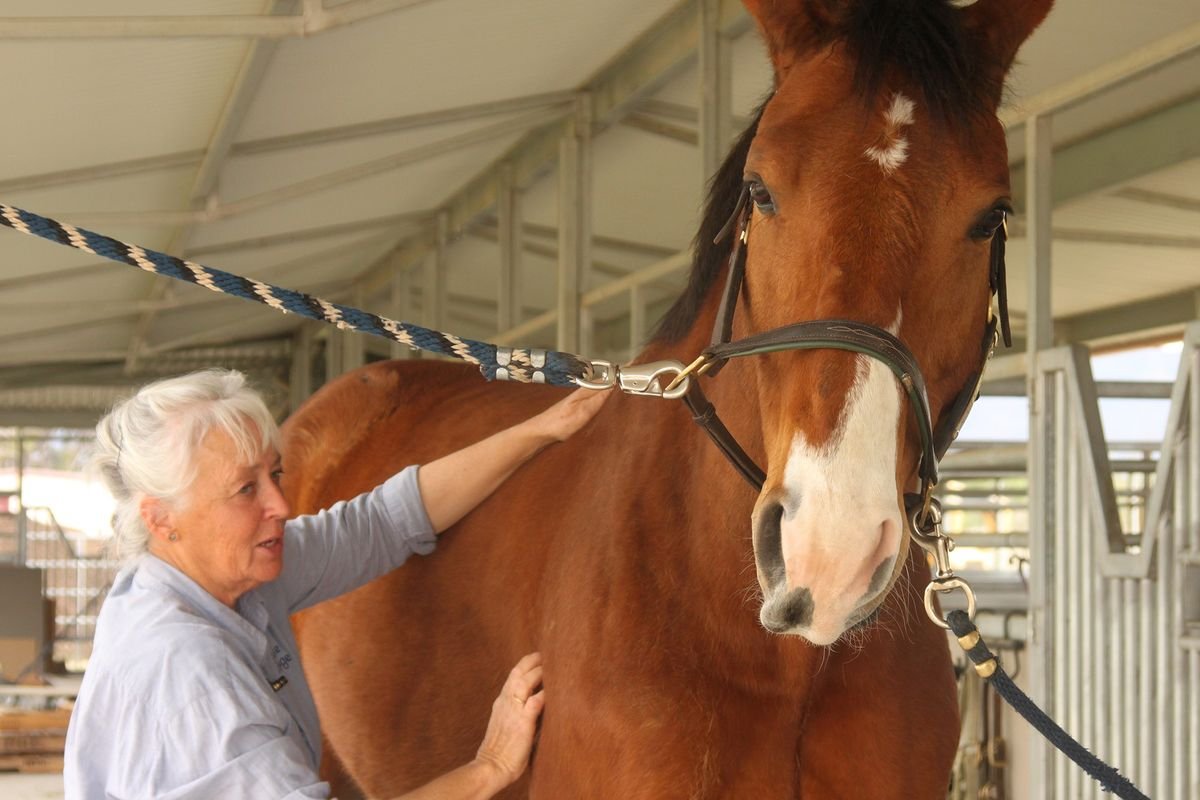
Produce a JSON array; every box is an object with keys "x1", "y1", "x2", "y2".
[
  {"x1": 186, "y1": 212, "x2": 429, "y2": 258},
  {"x1": 0, "y1": 1, "x2": 438, "y2": 40},
  {"x1": 1005, "y1": 220, "x2": 1200, "y2": 249},
  {"x1": 234, "y1": 90, "x2": 578, "y2": 156},
  {"x1": 1010, "y1": 94, "x2": 1200, "y2": 213},
  {"x1": 1055, "y1": 290, "x2": 1200, "y2": 346},
  {"x1": 1000, "y1": 22, "x2": 1200, "y2": 128},
  {"x1": 359, "y1": 0, "x2": 751, "y2": 296},
  {"x1": 1112, "y1": 187, "x2": 1200, "y2": 213},
  {"x1": 0, "y1": 93, "x2": 578, "y2": 197},
  {"x1": 218, "y1": 105, "x2": 569, "y2": 219},
  {"x1": 0, "y1": 150, "x2": 204, "y2": 194},
  {"x1": 125, "y1": 16, "x2": 285, "y2": 372}
]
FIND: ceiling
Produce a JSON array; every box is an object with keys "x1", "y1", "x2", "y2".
[{"x1": 0, "y1": 0, "x2": 1197, "y2": 425}]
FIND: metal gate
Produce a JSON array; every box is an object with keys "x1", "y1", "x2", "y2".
[{"x1": 1028, "y1": 322, "x2": 1200, "y2": 798}]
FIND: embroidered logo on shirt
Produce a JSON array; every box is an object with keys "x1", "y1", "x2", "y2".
[
  {"x1": 272, "y1": 644, "x2": 293, "y2": 672},
  {"x1": 270, "y1": 675, "x2": 289, "y2": 692}
]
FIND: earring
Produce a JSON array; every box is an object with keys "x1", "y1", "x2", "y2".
[{"x1": 168, "y1": 532, "x2": 179, "y2": 542}]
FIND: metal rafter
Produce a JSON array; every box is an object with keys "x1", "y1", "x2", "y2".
[
  {"x1": 0, "y1": 0, "x2": 439, "y2": 40},
  {"x1": 125, "y1": 10, "x2": 287, "y2": 373},
  {"x1": 358, "y1": 0, "x2": 753, "y2": 296}
]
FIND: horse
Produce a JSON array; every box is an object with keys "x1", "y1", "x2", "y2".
[{"x1": 282, "y1": 1, "x2": 1052, "y2": 796}]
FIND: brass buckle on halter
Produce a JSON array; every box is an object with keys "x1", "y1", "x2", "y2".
[{"x1": 663, "y1": 354, "x2": 713, "y2": 394}]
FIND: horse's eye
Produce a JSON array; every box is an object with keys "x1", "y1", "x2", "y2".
[
  {"x1": 971, "y1": 208, "x2": 1007, "y2": 241},
  {"x1": 748, "y1": 179, "x2": 777, "y2": 215}
]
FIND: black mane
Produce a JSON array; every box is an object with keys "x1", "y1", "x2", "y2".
[{"x1": 651, "y1": 0, "x2": 992, "y2": 344}]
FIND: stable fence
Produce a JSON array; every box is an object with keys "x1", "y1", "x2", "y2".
[
  {"x1": 1028, "y1": 323, "x2": 1200, "y2": 799},
  {"x1": 19, "y1": 506, "x2": 119, "y2": 667}
]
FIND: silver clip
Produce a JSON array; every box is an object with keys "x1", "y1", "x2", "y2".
[
  {"x1": 908, "y1": 498, "x2": 976, "y2": 629},
  {"x1": 571, "y1": 360, "x2": 690, "y2": 400},
  {"x1": 573, "y1": 360, "x2": 617, "y2": 391},
  {"x1": 616, "y1": 360, "x2": 690, "y2": 400}
]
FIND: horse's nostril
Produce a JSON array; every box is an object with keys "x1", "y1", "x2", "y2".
[
  {"x1": 753, "y1": 500, "x2": 786, "y2": 590},
  {"x1": 778, "y1": 587, "x2": 814, "y2": 628}
]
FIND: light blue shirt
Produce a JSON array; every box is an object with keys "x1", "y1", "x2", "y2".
[{"x1": 64, "y1": 465, "x2": 436, "y2": 800}]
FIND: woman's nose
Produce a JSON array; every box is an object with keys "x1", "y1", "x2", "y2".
[{"x1": 262, "y1": 479, "x2": 291, "y2": 519}]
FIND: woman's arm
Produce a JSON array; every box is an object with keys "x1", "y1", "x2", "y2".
[
  {"x1": 417, "y1": 388, "x2": 607, "y2": 533},
  {"x1": 389, "y1": 653, "x2": 545, "y2": 800}
]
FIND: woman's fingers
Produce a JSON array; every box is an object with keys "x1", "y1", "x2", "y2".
[{"x1": 475, "y1": 653, "x2": 547, "y2": 788}]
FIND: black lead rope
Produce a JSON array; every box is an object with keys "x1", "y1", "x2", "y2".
[{"x1": 946, "y1": 610, "x2": 1150, "y2": 800}]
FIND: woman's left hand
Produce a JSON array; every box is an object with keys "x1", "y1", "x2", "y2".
[
  {"x1": 527, "y1": 388, "x2": 609, "y2": 442},
  {"x1": 473, "y1": 652, "x2": 546, "y2": 790}
]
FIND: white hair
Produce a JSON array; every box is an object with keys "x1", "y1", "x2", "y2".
[{"x1": 92, "y1": 368, "x2": 280, "y2": 563}]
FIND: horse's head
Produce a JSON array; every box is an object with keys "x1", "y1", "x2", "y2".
[
  {"x1": 659, "y1": 0, "x2": 1051, "y2": 645},
  {"x1": 738, "y1": 0, "x2": 1051, "y2": 644}
]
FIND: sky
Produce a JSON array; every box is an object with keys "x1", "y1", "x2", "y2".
[{"x1": 956, "y1": 340, "x2": 1184, "y2": 444}]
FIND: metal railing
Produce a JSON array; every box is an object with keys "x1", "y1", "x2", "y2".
[{"x1": 18, "y1": 505, "x2": 119, "y2": 667}]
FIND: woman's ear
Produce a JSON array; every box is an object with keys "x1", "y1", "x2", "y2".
[{"x1": 140, "y1": 496, "x2": 176, "y2": 545}]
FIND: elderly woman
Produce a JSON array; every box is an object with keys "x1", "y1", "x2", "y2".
[{"x1": 64, "y1": 368, "x2": 606, "y2": 799}]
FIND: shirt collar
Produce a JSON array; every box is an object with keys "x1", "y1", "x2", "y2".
[{"x1": 134, "y1": 554, "x2": 271, "y2": 647}]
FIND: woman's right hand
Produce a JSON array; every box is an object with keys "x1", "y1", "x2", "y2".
[{"x1": 473, "y1": 652, "x2": 545, "y2": 790}]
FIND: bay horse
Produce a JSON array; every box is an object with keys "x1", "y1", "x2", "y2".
[{"x1": 284, "y1": 1, "x2": 1051, "y2": 796}]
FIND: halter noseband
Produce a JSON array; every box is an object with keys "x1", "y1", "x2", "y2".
[{"x1": 673, "y1": 184, "x2": 1011, "y2": 526}]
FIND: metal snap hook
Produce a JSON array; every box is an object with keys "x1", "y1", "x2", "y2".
[{"x1": 924, "y1": 577, "x2": 977, "y2": 629}]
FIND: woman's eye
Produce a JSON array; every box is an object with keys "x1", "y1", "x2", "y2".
[
  {"x1": 270, "y1": 470, "x2": 284, "y2": 485},
  {"x1": 238, "y1": 482, "x2": 256, "y2": 496},
  {"x1": 972, "y1": 208, "x2": 1007, "y2": 240},
  {"x1": 747, "y1": 179, "x2": 777, "y2": 215}
]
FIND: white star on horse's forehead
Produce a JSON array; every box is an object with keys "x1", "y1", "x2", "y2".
[{"x1": 864, "y1": 93, "x2": 915, "y2": 174}]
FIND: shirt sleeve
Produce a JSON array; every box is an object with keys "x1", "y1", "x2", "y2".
[
  {"x1": 146, "y1": 682, "x2": 330, "y2": 800},
  {"x1": 276, "y1": 464, "x2": 437, "y2": 613}
]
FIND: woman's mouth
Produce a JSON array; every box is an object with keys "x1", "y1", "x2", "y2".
[{"x1": 257, "y1": 536, "x2": 282, "y2": 551}]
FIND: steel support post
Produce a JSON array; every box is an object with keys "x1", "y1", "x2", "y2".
[
  {"x1": 423, "y1": 212, "x2": 449, "y2": 343},
  {"x1": 557, "y1": 95, "x2": 592, "y2": 353},
  {"x1": 1024, "y1": 112, "x2": 1055, "y2": 800},
  {"x1": 15, "y1": 431, "x2": 26, "y2": 566},
  {"x1": 339, "y1": 286, "x2": 366, "y2": 374},
  {"x1": 289, "y1": 325, "x2": 314, "y2": 413},
  {"x1": 629, "y1": 285, "x2": 646, "y2": 360},
  {"x1": 389, "y1": 251, "x2": 412, "y2": 360},
  {"x1": 699, "y1": 0, "x2": 733, "y2": 180},
  {"x1": 498, "y1": 162, "x2": 523, "y2": 332}
]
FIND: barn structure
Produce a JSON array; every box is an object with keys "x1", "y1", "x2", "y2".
[{"x1": 0, "y1": 1, "x2": 1197, "y2": 797}]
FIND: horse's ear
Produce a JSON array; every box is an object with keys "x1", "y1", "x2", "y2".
[
  {"x1": 742, "y1": 0, "x2": 841, "y2": 84},
  {"x1": 961, "y1": 0, "x2": 1054, "y2": 102}
]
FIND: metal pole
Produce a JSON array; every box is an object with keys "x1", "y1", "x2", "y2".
[
  {"x1": 423, "y1": 211, "x2": 448, "y2": 340},
  {"x1": 289, "y1": 325, "x2": 314, "y2": 413},
  {"x1": 699, "y1": 0, "x2": 732, "y2": 180},
  {"x1": 1024, "y1": 111, "x2": 1055, "y2": 799},
  {"x1": 556, "y1": 94, "x2": 592, "y2": 353},
  {"x1": 629, "y1": 285, "x2": 646, "y2": 361},
  {"x1": 340, "y1": 285, "x2": 366, "y2": 374},
  {"x1": 498, "y1": 162, "x2": 523, "y2": 332},
  {"x1": 15, "y1": 429, "x2": 25, "y2": 566},
  {"x1": 389, "y1": 251, "x2": 411, "y2": 360}
]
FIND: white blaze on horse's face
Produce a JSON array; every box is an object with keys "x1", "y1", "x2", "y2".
[
  {"x1": 864, "y1": 93, "x2": 916, "y2": 174},
  {"x1": 755, "y1": 312, "x2": 905, "y2": 646}
]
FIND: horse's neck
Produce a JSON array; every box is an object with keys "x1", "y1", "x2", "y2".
[{"x1": 626, "y1": 322, "x2": 802, "y2": 659}]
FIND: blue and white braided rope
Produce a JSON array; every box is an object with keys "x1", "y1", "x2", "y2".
[{"x1": 0, "y1": 203, "x2": 590, "y2": 386}]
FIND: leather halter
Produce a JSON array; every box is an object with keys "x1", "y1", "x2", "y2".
[{"x1": 680, "y1": 184, "x2": 1010, "y2": 521}]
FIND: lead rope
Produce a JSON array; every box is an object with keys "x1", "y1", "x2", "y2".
[
  {"x1": 0, "y1": 203, "x2": 591, "y2": 386},
  {"x1": 915, "y1": 499, "x2": 1150, "y2": 800},
  {"x1": 947, "y1": 610, "x2": 1149, "y2": 800}
]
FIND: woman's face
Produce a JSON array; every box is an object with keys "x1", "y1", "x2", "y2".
[{"x1": 160, "y1": 426, "x2": 291, "y2": 607}]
